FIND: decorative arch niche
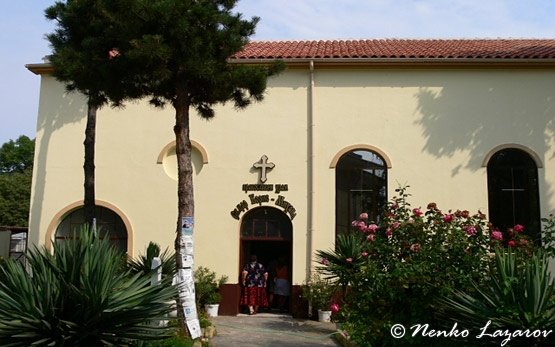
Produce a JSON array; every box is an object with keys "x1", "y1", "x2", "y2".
[{"x1": 157, "y1": 140, "x2": 209, "y2": 179}]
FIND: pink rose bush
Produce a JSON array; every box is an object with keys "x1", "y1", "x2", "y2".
[
  {"x1": 491, "y1": 229, "x2": 503, "y2": 241},
  {"x1": 314, "y1": 186, "x2": 535, "y2": 345}
]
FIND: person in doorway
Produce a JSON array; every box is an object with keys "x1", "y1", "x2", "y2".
[
  {"x1": 240, "y1": 254, "x2": 269, "y2": 315},
  {"x1": 266, "y1": 258, "x2": 278, "y2": 310},
  {"x1": 273, "y1": 256, "x2": 290, "y2": 312}
]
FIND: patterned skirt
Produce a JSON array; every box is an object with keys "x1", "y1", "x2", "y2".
[{"x1": 240, "y1": 286, "x2": 268, "y2": 307}]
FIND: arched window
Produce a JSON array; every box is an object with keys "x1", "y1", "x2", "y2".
[
  {"x1": 335, "y1": 149, "x2": 387, "y2": 236},
  {"x1": 487, "y1": 148, "x2": 541, "y2": 242},
  {"x1": 241, "y1": 207, "x2": 292, "y2": 241},
  {"x1": 55, "y1": 206, "x2": 128, "y2": 252}
]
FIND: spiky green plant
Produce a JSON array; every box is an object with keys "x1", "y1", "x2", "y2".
[
  {"x1": 316, "y1": 232, "x2": 366, "y2": 295},
  {"x1": 441, "y1": 249, "x2": 555, "y2": 345},
  {"x1": 0, "y1": 226, "x2": 177, "y2": 346},
  {"x1": 128, "y1": 241, "x2": 176, "y2": 277}
]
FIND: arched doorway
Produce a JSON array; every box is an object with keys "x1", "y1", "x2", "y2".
[{"x1": 240, "y1": 206, "x2": 293, "y2": 313}]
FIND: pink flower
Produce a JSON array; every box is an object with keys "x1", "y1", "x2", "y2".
[
  {"x1": 491, "y1": 230, "x2": 503, "y2": 241},
  {"x1": 391, "y1": 222, "x2": 401, "y2": 229},
  {"x1": 345, "y1": 258, "x2": 353, "y2": 263},
  {"x1": 367, "y1": 224, "x2": 379, "y2": 233},
  {"x1": 361, "y1": 251, "x2": 368, "y2": 257},
  {"x1": 359, "y1": 212, "x2": 369, "y2": 220},
  {"x1": 385, "y1": 228, "x2": 393, "y2": 237},
  {"x1": 413, "y1": 208, "x2": 423, "y2": 217},
  {"x1": 351, "y1": 220, "x2": 358, "y2": 227},
  {"x1": 514, "y1": 224, "x2": 525, "y2": 233},
  {"x1": 464, "y1": 225, "x2": 477, "y2": 236},
  {"x1": 410, "y1": 243, "x2": 421, "y2": 252},
  {"x1": 330, "y1": 303, "x2": 340, "y2": 313},
  {"x1": 508, "y1": 240, "x2": 516, "y2": 248},
  {"x1": 108, "y1": 48, "x2": 120, "y2": 59},
  {"x1": 320, "y1": 258, "x2": 330, "y2": 265},
  {"x1": 357, "y1": 221, "x2": 367, "y2": 231},
  {"x1": 443, "y1": 214, "x2": 454, "y2": 223},
  {"x1": 367, "y1": 234, "x2": 376, "y2": 242}
]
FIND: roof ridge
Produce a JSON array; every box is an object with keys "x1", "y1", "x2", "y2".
[{"x1": 233, "y1": 39, "x2": 555, "y2": 61}]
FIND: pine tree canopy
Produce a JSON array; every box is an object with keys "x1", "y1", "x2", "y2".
[
  {"x1": 45, "y1": 0, "x2": 151, "y2": 108},
  {"x1": 46, "y1": 0, "x2": 283, "y2": 116}
]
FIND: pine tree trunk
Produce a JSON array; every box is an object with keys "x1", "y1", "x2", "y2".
[
  {"x1": 173, "y1": 86, "x2": 199, "y2": 337},
  {"x1": 84, "y1": 100, "x2": 96, "y2": 230}
]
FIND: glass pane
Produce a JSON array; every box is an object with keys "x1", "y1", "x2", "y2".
[
  {"x1": 253, "y1": 220, "x2": 266, "y2": 237},
  {"x1": 267, "y1": 220, "x2": 279, "y2": 237},
  {"x1": 240, "y1": 207, "x2": 292, "y2": 240},
  {"x1": 487, "y1": 149, "x2": 540, "y2": 242},
  {"x1": 336, "y1": 149, "x2": 387, "y2": 238},
  {"x1": 55, "y1": 206, "x2": 128, "y2": 252}
]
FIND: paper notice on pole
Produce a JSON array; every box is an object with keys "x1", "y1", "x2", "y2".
[
  {"x1": 181, "y1": 217, "x2": 193, "y2": 236},
  {"x1": 183, "y1": 302, "x2": 198, "y2": 320},
  {"x1": 186, "y1": 318, "x2": 201, "y2": 339},
  {"x1": 176, "y1": 269, "x2": 195, "y2": 291},
  {"x1": 176, "y1": 268, "x2": 193, "y2": 284},
  {"x1": 179, "y1": 235, "x2": 194, "y2": 256},
  {"x1": 180, "y1": 253, "x2": 194, "y2": 268}
]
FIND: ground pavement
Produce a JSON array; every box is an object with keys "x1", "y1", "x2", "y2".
[{"x1": 210, "y1": 313, "x2": 341, "y2": 347}]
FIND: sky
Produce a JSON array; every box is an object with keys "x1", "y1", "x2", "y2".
[{"x1": 2, "y1": 0, "x2": 555, "y2": 145}]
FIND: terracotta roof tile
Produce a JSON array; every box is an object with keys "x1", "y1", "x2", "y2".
[{"x1": 231, "y1": 39, "x2": 555, "y2": 61}]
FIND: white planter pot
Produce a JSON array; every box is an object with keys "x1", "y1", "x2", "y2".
[
  {"x1": 205, "y1": 304, "x2": 220, "y2": 317},
  {"x1": 317, "y1": 309, "x2": 332, "y2": 322}
]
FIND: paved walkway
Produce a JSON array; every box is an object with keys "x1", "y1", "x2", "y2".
[{"x1": 210, "y1": 313, "x2": 341, "y2": 347}]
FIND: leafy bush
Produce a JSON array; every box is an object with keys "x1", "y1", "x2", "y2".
[
  {"x1": 317, "y1": 186, "x2": 497, "y2": 345},
  {"x1": 0, "y1": 226, "x2": 177, "y2": 346},
  {"x1": 541, "y1": 214, "x2": 555, "y2": 256},
  {"x1": 194, "y1": 266, "x2": 227, "y2": 306},
  {"x1": 302, "y1": 273, "x2": 337, "y2": 311}
]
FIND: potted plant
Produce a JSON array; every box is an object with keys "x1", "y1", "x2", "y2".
[
  {"x1": 302, "y1": 273, "x2": 336, "y2": 322},
  {"x1": 194, "y1": 266, "x2": 228, "y2": 317}
]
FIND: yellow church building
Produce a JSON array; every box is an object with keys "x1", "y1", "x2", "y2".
[{"x1": 27, "y1": 39, "x2": 555, "y2": 314}]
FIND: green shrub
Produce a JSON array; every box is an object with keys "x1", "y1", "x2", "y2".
[
  {"x1": 0, "y1": 226, "x2": 177, "y2": 346},
  {"x1": 317, "y1": 186, "x2": 495, "y2": 345},
  {"x1": 194, "y1": 266, "x2": 228, "y2": 306},
  {"x1": 302, "y1": 273, "x2": 337, "y2": 311},
  {"x1": 439, "y1": 249, "x2": 555, "y2": 346},
  {"x1": 541, "y1": 214, "x2": 555, "y2": 257}
]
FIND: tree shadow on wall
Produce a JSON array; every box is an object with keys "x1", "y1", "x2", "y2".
[
  {"x1": 413, "y1": 70, "x2": 555, "y2": 211},
  {"x1": 29, "y1": 77, "x2": 86, "y2": 245}
]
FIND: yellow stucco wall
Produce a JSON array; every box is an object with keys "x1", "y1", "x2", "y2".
[{"x1": 29, "y1": 66, "x2": 555, "y2": 285}]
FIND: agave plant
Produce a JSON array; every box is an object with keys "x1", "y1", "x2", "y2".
[
  {"x1": 441, "y1": 249, "x2": 555, "y2": 344},
  {"x1": 0, "y1": 226, "x2": 177, "y2": 346},
  {"x1": 316, "y1": 232, "x2": 366, "y2": 297},
  {"x1": 128, "y1": 241, "x2": 176, "y2": 277}
]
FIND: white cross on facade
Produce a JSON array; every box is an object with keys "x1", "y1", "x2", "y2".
[{"x1": 253, "y1": 155, "x2": 275, "y2": 183}]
